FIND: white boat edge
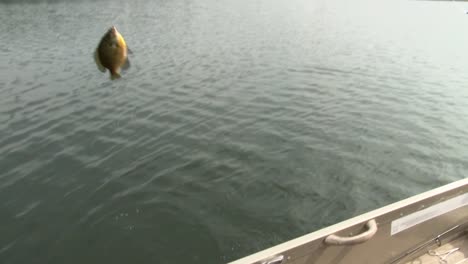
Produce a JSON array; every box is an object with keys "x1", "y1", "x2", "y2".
[{"x1": 228, "y1": 178, "x2": 468, "y2": 264}]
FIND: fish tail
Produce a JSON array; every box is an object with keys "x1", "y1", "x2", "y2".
[{"x1": 110, "y1": 70, "x2": 121, "y2": 80}]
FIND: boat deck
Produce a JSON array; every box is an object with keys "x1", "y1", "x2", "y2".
[
  {"x1": 229, "y1": 179, "x2": 468, "y2": 264},
  {"x1": 406, "y1": 233, "x2": 468, "y2": 264}
]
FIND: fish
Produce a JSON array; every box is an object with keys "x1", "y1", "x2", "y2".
[{"x1": 94, "y1": 26, "x2": 130, "y2": 80}]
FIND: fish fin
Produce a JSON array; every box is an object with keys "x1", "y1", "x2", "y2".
[
  {"x1": 121, "y1": 58, "x2": 130, "y2": 71},
  {"x1": 94, "y1": 49, "x2": 106, "y2": 73},
  {"x1": 110, "y1": 70, "x2": 121, "y2": 80}
]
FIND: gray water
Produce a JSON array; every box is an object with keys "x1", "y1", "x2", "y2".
[{"x1": 1, "y1": 0, "x2": 468, "y2": 263}]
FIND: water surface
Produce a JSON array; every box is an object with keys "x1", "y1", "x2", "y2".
[{"x1": 1, "y1": 0, "x2": 468, "y2": 263}]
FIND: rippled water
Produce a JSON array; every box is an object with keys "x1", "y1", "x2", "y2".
[{"x1": 2, "y1": 0, "x2": 468, "y2": 263}]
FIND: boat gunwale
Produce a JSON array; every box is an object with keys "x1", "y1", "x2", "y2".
[{"x1": 229, "y1": 178, "x2": 468, "y2": 264}]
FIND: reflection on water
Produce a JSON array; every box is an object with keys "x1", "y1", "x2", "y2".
[{"x1": 1, "y1": 0, "x2": 468, "y2": 263}]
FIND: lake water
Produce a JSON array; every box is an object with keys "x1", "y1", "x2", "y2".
[{"x1": 1, "y1": 0, "x2": 468, "y2": 263}]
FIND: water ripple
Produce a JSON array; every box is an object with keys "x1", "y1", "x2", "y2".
[{"x1": 2, "y1": 0, "x2": 468, "y2": 263}]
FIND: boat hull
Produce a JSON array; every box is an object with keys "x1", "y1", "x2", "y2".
[{"x1": 229, "y1": 178, "x2": 468, "y2": 264}]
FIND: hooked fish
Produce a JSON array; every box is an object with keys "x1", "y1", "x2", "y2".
[{"x1": 94, "y1": 26, "x2": 130, "y2": 80}]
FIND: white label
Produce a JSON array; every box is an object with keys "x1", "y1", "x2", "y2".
[{"x1": 391, "y1": 193, "x2": 468, "y2": 236}]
